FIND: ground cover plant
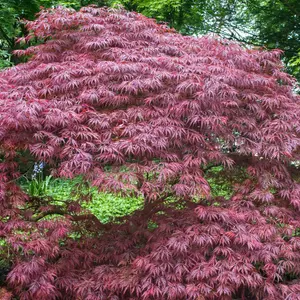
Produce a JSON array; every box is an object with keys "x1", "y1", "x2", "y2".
[
  {"x1": 22, "y1": 174, "x2": 144, "y2": 223},
  {"x1": 0, "y1": 6, "x2": 300, "y2": 299}
]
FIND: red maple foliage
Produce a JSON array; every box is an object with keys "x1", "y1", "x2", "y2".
[{"x1": 0, "y1": 5, "x2": 300, "y2": 300}]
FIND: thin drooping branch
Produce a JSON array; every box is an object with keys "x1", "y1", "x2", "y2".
[{"x1": 22, "y1": 207, "x2": 108, "y2": 230}]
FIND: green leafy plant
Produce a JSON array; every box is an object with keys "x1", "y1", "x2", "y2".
[
  {"x1": 22, "y1": 176, "x2": 144, "y2": 223},
  {"x1": 82, "y1": 192, "x2": 143, "y2": 223},
  {"x1": 206, "y1": 166, "x2": 247, "y2": 200},
  {"x1": 26, "y1": 175, "x2": 54, "y2": 197},
  {"x1": 0, "y1": 49, "x2": 12, "y2": 69}
]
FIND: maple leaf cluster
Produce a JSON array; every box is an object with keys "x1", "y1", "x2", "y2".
[{"x1": 0, "y1": 5, "x2": 300, "y2": 299}]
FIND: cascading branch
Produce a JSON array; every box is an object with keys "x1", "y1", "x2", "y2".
[{"x1": 0, "y1": 5, "x2": 300, "y2": 300}]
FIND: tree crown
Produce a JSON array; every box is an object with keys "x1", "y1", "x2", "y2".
[{"x1": 0, "y1": 6, "x2": 300, "y2": 300}]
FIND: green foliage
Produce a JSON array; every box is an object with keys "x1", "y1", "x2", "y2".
[
  {"x1": 112, "y1": 0, "x2": 195, "y2": 32},
  {"x1": 26, "y1": 175, "x2": 54, "y2": 197},
  {"x1": 0, "y1": 0, "x2": 41, "y2": 43},
  {"x1": 246, "y1": 0, "x2": 300, "y2": 57},
  {"x1": 82, "y1": 192, "x2": 143, "y2": 223},
  {"x1": 206, "y1": 166, "x2": 247, "y2": 200},
  {"x1": 0, "y1": 0, "x2": 42, "y2": 68},
  {"x1": 0, "y1": 49, "x2": 12, "y2": 69},
  {"x1": 22, "y1": 176, "x2": 143, "y2": 223},
  {"x1": 243, "y1": 0, "x2": 300, "y2": 81},
  {"x1": 206, "y1": 170, "x2": 233, "y2": 200},
  {"x1": 290, "y1": 52, "x2": 300, "y2": 85},
  {"x1": 0, "y1": 239, "x2": 10, "y2": 286},
  {"x1": 21, "y1": 166, "x2": 241, "y2": 224}
]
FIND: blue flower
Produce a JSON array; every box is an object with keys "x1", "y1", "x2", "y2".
[{"x1": 32, "y1": 162, "x2": 45, "y2": 179}]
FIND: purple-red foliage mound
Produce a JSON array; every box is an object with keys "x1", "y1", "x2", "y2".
[{"x1": 0, "y1": 5, "x2": 300, "y2": 300}]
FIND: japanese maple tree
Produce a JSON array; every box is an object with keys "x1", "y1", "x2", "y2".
[{"x1": 0, "y1": 5, "x2": 300, "y2": 300}]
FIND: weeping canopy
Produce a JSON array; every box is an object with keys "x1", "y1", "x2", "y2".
[{"x1": 0, "y1": 6, "x2": 300, "y2": 300}]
